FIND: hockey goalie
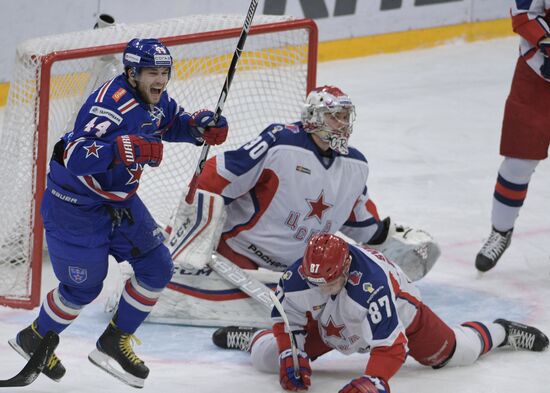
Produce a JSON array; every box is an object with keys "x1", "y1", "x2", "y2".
[{"x1": 113, "y1": 86, "x2": 441, "y2": 328}]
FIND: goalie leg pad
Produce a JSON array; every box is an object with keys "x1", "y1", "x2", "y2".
[
  {"x1": 166, "y1": 188, "x2": 227, "y2": 269},
  {"x1": 147, "y1": 260, "x2": 281, "y2": 328}
]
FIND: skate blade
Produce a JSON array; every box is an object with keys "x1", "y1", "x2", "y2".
[
  {"x1": 8, "y1": 339, "x2": 31, "y2": 362},
  {"x1": 88, "y1": 349, "x2": 145, "y2": 389},
  {"x1": 8, "y1": 338, "x2": 62, "y2": 383}
]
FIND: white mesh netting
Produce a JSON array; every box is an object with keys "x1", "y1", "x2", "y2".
[{"x1": 0, "y1": 14, "x2": 315, "y2": 306}]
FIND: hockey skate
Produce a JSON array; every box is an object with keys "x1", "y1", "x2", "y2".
[
  {"x1": 495, "y1": 319, "x2": 549, "y2": 351},
  {"x1": 212, "y1": 326, "x2": 260, "y2": 351},
  {"x1": 88, "y1": 321, "x2": 149, "y2": 388},
  {"x1": 8, "y1": 320, "x2": 66, "y2": 381},
  {"x1": 475, "y1": 227, "x2": 513, "y2": 272}
]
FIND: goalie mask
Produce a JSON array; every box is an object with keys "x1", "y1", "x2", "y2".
[
  {"x1": 123, "y1": 38, "x2": 173, "y2": 79},
  {"x1": 302, "y1": 86, "x2": 356, "y2": 155},
  {"x1": 302, "y1": 234, "x2": 351, "y2": 285}
]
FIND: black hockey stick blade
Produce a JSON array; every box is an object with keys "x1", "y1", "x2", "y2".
[{"x1": 0, "y1": 331, "x2": 59, "y2": 387}]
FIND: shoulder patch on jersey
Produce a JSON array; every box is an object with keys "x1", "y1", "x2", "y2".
[
  {"x1": 285, "y1": 123, "x2": 300, "y2": 133},
  {"x1": 348, "y1": 270, "x2": 362, "y2": 286},
  {"x1": 365, "y1": 284, "x2": 385, "y2": 303},
  {"x1": 89, "y1": 106, "x2": 123, "y2": 125},
  {"x1": 282, "y1": 270, "x2": 293, "y2": 280},
  {"x1": 112, "y1": 87, "x2": 127, "y2": 102},
  {"x1": 295, "y1": 165, "x2": 311, "y2": 175}
]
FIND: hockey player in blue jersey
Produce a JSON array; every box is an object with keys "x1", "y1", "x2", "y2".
[
  {"x1": 214, "y1": 233, "x2": 548, "y2": 392},
  {"x1": 8, "y1": 38, "x2": 228, "y2": 388}
]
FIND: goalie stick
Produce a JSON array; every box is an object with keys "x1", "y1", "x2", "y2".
[
  {"x1": 185, "y1": 0, "x2": 260, "y2": 204},
  {"x1": 0, "y1": 331, "x2": 59, "y2": 388}
]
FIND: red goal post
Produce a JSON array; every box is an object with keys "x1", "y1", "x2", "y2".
[{"x1": 0, "y1": 15, "x2": 318, "y2": 309}]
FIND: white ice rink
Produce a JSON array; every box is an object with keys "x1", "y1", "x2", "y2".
[{"x1": 1, "y1": 36, "x2": 549, "y2": 392}]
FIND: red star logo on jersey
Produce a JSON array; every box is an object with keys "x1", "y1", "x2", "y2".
[
  {"x1": 126, "y1": 164, "x2": 144, "y2": 185},
  {"x1": 84, "y1": 142, "x2": 103, "y2": 158},
  {"x1": 305, "y1": 191, "x2": 332, "y2": 222},
  {"x1": 322, "y1": 316, "x2": 345, "y2": 338}
]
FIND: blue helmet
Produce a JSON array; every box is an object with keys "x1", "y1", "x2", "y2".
[{"x1": 123, "y1": 38, "x2": 173, "y2": 72}]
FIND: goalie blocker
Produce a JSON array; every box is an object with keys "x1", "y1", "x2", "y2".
[{"x1": 107, "y1": 189, "x2": 440, "y2": 327}]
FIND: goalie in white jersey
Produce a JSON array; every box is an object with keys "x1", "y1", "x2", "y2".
[
  {"x1": 214, "y1": 234, "x2": 548, "y2": 392},
  {"x1": 146, "y1": 86, "x2": 439, "y2": 327}
]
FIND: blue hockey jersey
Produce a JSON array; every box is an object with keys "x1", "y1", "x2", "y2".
[{"x1": 48, "y1": 74, "x2": 201, "y2": 206}]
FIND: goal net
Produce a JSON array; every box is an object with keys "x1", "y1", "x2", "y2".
[{"x1": 0, "y1": 14, "x2": 317, "y2": 309}]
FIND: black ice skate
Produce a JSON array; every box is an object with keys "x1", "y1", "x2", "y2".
[
  {"x1": 475, "y1": 227, "x2": 513, "y2": 272},
  {"x1": 495, "y1": 319, "x2": 549, "y2": 352},
  {"x1": 212, "y1": 326, "x2": 260, "y2": 351},
  {"x1": 8, "y1": 320, "x2": 66, "y2": 381},
  {"x1": 88, "y1": 321, "x2": 149, "y2": 388}
]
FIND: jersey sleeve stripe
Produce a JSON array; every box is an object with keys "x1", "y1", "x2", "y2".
[
  {"x1": 95, "y1": 78, "x2": 115, "y2": 103},
  {"x1": 118, "y1": 98, "x2": 139, "y2": 114}
]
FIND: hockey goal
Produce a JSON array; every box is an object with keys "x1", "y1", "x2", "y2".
[{"x1": 0, "y1": 15, "x2": 317, "y2": 309}]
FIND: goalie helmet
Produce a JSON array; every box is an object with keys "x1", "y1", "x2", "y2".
[
  {"x1": 302, "y1": 234, "x2": 351, "y2": 285},
  {"x1": 301, "y1": 86, "x2": 356, "y2": 155},
  {"x1": 123, "y1": 38, "x2": 173, "y2": 77}
]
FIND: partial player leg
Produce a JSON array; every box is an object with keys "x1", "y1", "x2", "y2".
[
  {"x1": 8, "y1": 320, "x2": 65, "y2": 382},
  {"x1": 9, "y1": 231, "x2": 109, "y2": 382},
  {"x1": 88, "y1": 317, "x2": 150, "y2": 389},
  {"x1": 476, "y1": 157, "x2": 538, "y2": 272},
  {"x1": 90, "y1": 238, "x2": 173, "y2": 387},
  {"x1": 494, "y1": 319, "x2": 549, "y2": 351}
]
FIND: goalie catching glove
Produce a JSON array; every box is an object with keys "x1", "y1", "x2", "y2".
[
  {"x1": 189, "y1": 109, "x2": 228, "y2": 145},
  {"x1": 339, "y1": 375, "x2": 388, "y2": 393},
  {"x1": 114, "y1": 134, "x2": 163, "y2": 167},
  {"x1": 365, "y1": 217, "x2": 441, "y2": 281}
]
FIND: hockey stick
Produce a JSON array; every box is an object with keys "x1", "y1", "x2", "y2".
[
  {"x1": 0, "y1": 331, "x2": 59, "y2": 387},
  {"x1": 209, "y1": 254, "x2": 274, "y2": 311},
  {"x1": 185, "y1": 0, "x2": 260, "y2": 204},
  {"x1": 269, "y1": 291, "x2": 301, "y2": 380}
]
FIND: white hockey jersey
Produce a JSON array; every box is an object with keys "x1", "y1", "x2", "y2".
[
  {"x1": 273, "y1": 244, "x2": 421, "y2": 366},
  {"x1": 197, "y1": 122, "x2": 381, "y2": 271}
]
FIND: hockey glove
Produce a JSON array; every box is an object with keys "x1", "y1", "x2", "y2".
[
  {"x1": 115, "y1": 134, "x2": 163, "y2": 167},
  {"x1": 539, "y1": 37, "x2": 550, "y2": 79},
  {"x1": 189, "y1": 109, "x2": 228, "y2": 145},
  {"x1": 279, "y1": 349, "x2": 312, "y2": 391},
  {"x1": 339, "y1": 375, "x2": 388, "y2": 393}
]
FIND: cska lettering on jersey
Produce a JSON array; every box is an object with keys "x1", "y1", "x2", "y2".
[{"x1": 198, "y1": 122, "x2": 380, "y2": 271}]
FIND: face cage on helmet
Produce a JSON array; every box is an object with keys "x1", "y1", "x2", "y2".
[{"x1": 306, "y1": 105, "x2": 356, "y2": 155}]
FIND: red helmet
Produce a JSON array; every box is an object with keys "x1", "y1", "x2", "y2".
[{"x1": 302, "y1": 234, "x2": 350, "y2": 285}]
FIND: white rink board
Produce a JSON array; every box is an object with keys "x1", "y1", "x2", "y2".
[{"x1": 0, "y1": 36, "x2": 548, "y2": 393}]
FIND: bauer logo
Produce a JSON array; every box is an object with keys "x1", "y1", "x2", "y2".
[
  {"x1": 154, "y1": 54, "x2": 172, "y2": 66},
  {"x1": 124, "y1": 53, "x2": 141, "y2": 64},
  {"x1": 68, "y1": 266, "x2": 87, "y2": 284}
]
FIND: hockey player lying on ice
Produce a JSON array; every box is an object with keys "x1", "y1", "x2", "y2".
[
  {"x1": 148, "y1": 85, "x2": 441, "y2": 327},
  {"x1": 213, "y1": 233, "x2": 548, "y2": 393}
]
